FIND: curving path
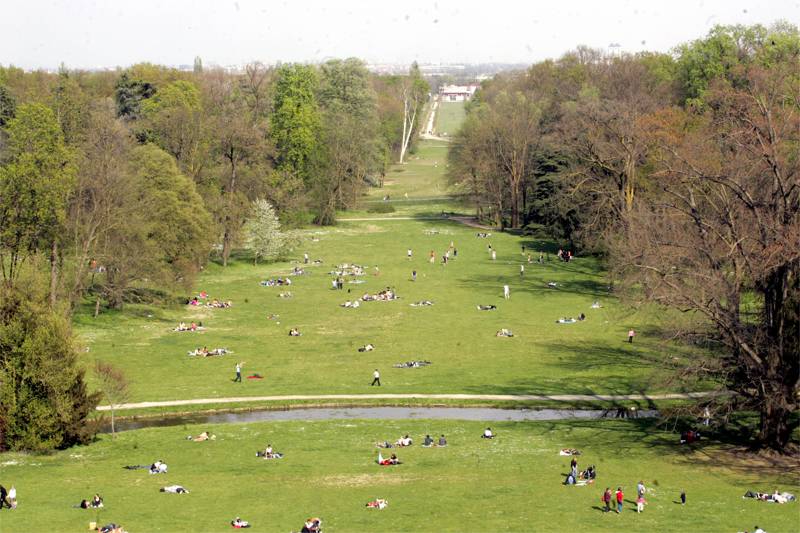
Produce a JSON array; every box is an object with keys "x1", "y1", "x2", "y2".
[{"x1": 98, "y1": 391, "x2": 719, "y2": 411}]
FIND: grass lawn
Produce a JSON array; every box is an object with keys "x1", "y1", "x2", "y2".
[
  {"x1": 71, "y1": 139, "x2": 705, "y2": 407},
  {"x1": 1, "y1": 418, "x2": 796, "y2": 532},
  {"x1": 434, "y1": 101, "x2": 466, "y2": 137}
]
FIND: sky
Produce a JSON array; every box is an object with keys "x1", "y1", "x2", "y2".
[{"x1": 1, "y1": 0, "x2": 798, "y2": 70}]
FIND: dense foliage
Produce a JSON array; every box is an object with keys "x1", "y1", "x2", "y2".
[{"x1": 449, "y1": 23, "x2": 800, "y2": 451}]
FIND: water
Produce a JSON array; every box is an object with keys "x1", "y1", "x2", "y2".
[{"x1": 100, "y1": 407, "x2": 659, "y2": 433}]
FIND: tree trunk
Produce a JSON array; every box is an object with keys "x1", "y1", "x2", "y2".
[
  {"x1": 222, "y1": 151, "x2": 238, "y2": 267},
  {"x1": 758, "y1": 388, "x2": 794, "y2": 450},
  {"x1": 111, "y1": 408, "x2": 116, "y2": 438},
  {"x1": 49, "y1": 240, "x2": 59, "y2": 307},
  {"x1": 94, "y1": 297, "x2": 101, "y2": 318}
]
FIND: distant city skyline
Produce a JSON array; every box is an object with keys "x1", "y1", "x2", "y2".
[{"x1": 1, "y1": 0, "x2": 797, "y2": 70}]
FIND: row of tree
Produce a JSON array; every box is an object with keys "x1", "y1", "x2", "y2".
[
  {"x1": 449, "y1": 23, "x2": 799, "y2": 451},
  {"x1": 0, "y1": 59, "x2": 429, "y2": 451}
]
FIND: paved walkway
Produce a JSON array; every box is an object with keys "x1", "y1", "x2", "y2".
[{"x1": 98, "y1": 392, "x2": 717, "y2": 411}]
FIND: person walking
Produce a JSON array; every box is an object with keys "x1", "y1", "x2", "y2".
[
  {"x1": 602, "y1": 487, "x2": 612, "y2": 513},
  {"x1": 636, "y1": 481, "x2": 646, "y2": 513},
  {"x1": 371, "y1": 369, "x2": 381, "y2": 386},
  {"x1": 491, "y1": 250, "x2": 497, "y2": 261},
  {"x1": 407, "y1": 248, "x2": 412, "y2": 260},
  {"x1": 503, "y1": 284, "x2": 510, "y2": 300},
  {"x1": 680, "y1": 490, "x2": 686, "y2": 505},
  {"x1": 628, "y1": 329, "x2": 635, "y2": 343},
  {"x1": 303, "y1": 252, "x2": 309, "y2": 264},
  {"x1": 520, "y1": 264, "x2": 524, "y2": 277},
  {"x1": 234, "y1": 361, "x2": 243, "y2": 383},
  {"x1": 429, "y1": 251, "x2": 435, "y2": 264},
  {"x1": 412, "y1": 270, "x2": 417, "y2": 282},
  {"x1": 615, "y1": 487, "x2": 624, "y2": 513}
]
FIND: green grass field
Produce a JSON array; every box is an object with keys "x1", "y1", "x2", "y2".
[
  {"x1": 434, "y1": 101, "x2": 466, "y2": 137},
  {"x1": 4, "y1": 137, "x2": 794, "y2": 533},
  {"x1": 69, "y1": 139, "x2": 702, "y2": 406},
  {"x1": 1, "y1": 419, "x2": 796, "y2": 533}
]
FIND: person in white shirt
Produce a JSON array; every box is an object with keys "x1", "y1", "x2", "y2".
[
  {"x1": 407, "y1": 248, "x2": 412, "y2": 259},
  {"x1": 371, "y1": 369, "x2": 381, "y2": 386},
  {"x1": 482, "y1": 428, "x2": 494, "y2": 439},
  {"x1": 503, "y1": 285, "x2": 510, "y2": 299}
]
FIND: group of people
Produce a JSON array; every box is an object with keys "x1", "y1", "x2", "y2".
[
  {"x1": 260, "y1": 277, "x2": 292, "y2": 287},
  {"x1": 188, "y1": 296, "x2": 232, "y2": 309},
  {"x1": 77, "y1": 494, "x2": 103, "y2": 509},
  {"x1": 600, "y1": 481, "x2": 649, "y2": 513},
  {"x1": 556, "y1": 249, "x2": 574, "y2": 262},
  {"x1": 361, "y1": 287, "x2": 397, "y2": 301},
  {"x1": 187, "y1": 347, "x2": 231, "y2": 357},
  {"x1": 743, "y1": 490, "x2": 796, "y2": 504},
  {"x1": 256, "y1": 444, "x2": 283, "y2": 459},
  {"x1": 392, "y1": 360, "x2": 431, "y2": 368},
  {"x1": 174, "y1": 321, "x2": 203, "y2": 332},
  {"x1": 0, "y1": 485, "x2": 17, "y2": 510}
]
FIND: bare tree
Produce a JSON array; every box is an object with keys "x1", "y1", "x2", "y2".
[
  {"x1": 94, "y1": 361, "x2": 129, "y2": 438},
  {"x1": 618, "y1": 63, "x2": 799, "y2": 451}
]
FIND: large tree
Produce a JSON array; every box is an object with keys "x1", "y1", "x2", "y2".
[
  {"x1": 270, "y1": 64, "x2": 320, "y2": 181},
  {"x1": 0, "y1": 103, "x2": 76, "y2": 306},
  {"x1": 620, "y1": 60, "x2": 799, "y2": 451},
  {"x1": 0, "y1": 281, "x2": 99, "y2": 452}
]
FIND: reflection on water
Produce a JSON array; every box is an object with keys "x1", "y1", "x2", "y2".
[{"x1": 100, "y1": 407, "x2": 659, "y2": 433}]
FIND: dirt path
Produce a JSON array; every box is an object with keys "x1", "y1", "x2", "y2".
[{"x1": 99, "y1": 392, "x2": 717, "y2": 411}]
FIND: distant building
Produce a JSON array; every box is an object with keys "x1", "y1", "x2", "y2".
[{"x1": 439, "y1": 84, "x2": 479, "y2": 102}]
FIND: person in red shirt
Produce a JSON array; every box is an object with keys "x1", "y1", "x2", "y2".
[
  {"x1": 615, "y1": 487, "x2": 624, "y2": 513},
  {"x1": 602, "y1": 487, "x2": 612, "y2": 513}
]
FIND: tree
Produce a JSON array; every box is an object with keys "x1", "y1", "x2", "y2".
[
  {"x1": 619, "y1": 60, "x2": 799, "y2": 451},
  {"x1": 270, "y1": 64, "x2": 320, "y2": 181},
  {"x1": 140, "y1": 80, "x2": 207, "y2": 178},
  {"x1": 99, "y1": 144, "x2": 212, "y2": 309},
  {"x1": 67, "y1": 100, "x2": 134, "y2": 307},
  {"x1": 0, "y1": 103, "x2": 76, "y2": 307},
  {"x1": 312, "y1": 58, "x2": 380, "y2": 224},
  {"x1": 0, "y1": 281, "x2": 99, "y2": 452},
  {"x1": 398, "y1": 62, "x2": 429, "y2": 164},
  {"x1": 0, "y1": 84, "x2": 16, "y2": 127},
  {"x1": 193, "y1": 56, "x2": 203, "y2": 75},
  {"x1": 114, "y1": 72, "x2": 155, "y2": 121},
  {"x1": 244, "y1": 199, "x2": 285, "y2": 264},
  {"x1": 94, "y1": 361, "x2": 129, "y2": 438}
]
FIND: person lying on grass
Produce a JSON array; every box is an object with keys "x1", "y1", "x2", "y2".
[
  {"x1": 559, "y1": 448, "x2": 581, "y2": 456},
  {"x1": 256, "y1": 444, "x2": 284, "y2": 459},
  {"x1": 231, "y1": 517, "x2": 251, "y2": 528},
  {"x1": 477, "y1": 304, "x2": 496, "y2": 311},
  {"x1": 187, "y1": 431, "x2": 215, "y2": 442},
  {"x1": 366, "y1": 498, "x2": 388, "y2": 509},
  {"x1": 174, "y1": 322, "x2": 205, "y2": 332},
  {"x1": 260, "y1": 277, "x2": 292, "y2": 287},
  {"x1": 393, "y1": 360, "x2": 431, "y2": 368},
  {"x1": 160, "y1": 485, "x2": 189, "y2": 494},
  {"x1": 556, "y1": 317, "x2": 577, "y2": 324},
  {"x1": 377, "y1": 452, "x2": 402, "y2": 465},
  {"x1": 279, "y1": 291, "x2": 293, "y2": 298},
  {"x1": 496, "y1": 328, "x2": 514, "y2": 337},
  {"x1": 340, "y1": 300, "x2": 360, "y2": 308},
  {"x1": 289, "y1": 328, "x2": 302, "y2": 336},
  {"x1": 743, "y1": 490, "x2": 796, "y2": 503},
  {"x1": 206, "y1": 299, "x2": 233, "y2": 308},
  {"x1": 410, "y1": 300, "x2": 434, "y2": 307},
  {"x1": 358, "y1": 343, "x2": 374, "y2": 352}
]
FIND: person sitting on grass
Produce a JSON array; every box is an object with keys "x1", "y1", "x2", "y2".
[
  {"x1": 591, "y1": 301, "x2": 602, "y2": 308},
  {"x1": 423, "y1": 435, "x2": 434, "y2": 447},
  {"x1": 160, "y1": 485, "x2": 189, "y2": 494},
  {"x1": 78, "y1": 494, "x2": 103, "y2": 509},
  {"x1": 438, "y1": 434, "x2": 448, "y2": 447},
  {"x1": 231, "y1": 517, "x2": 251, "y2": 528},
  {"x1": 580, "y1": 465, "x2": 596, "y2": 481},
  {"x1": 149, "y1": 460, "x2": 167, "y2": 474},
  {"x1": 477, "y1": 304, "x2": 497, "y2": 311},
  {"x1": 301, "y1": 518, "x2": 322, "y2": 533},
  {"x1": 482, "y1": 427, "x2": 495, "y2": 439},
  {"x1": 395, "y1": 435, "x2": 413, "y2": 447},
  {"x1": 358, "y1": 343, "x2": 374, "y2": 352},
  {"x1": 187, "y1": 431, "x2": 215, "y2": 442},
  {"x1": 289, "y1": 328, "x2": 301, "y2": 337},
  {"x1": 257, "y1": 444, "x2": 284, "y2": 459}
]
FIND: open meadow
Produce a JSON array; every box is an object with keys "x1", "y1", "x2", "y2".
[{"x1": 1, "y1": 418, "x2": 797, "y2": 533}]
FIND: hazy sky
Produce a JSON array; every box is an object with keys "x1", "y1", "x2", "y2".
[{"x1": 1, "y1": 0, "x2": 798, "y2": 69}]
